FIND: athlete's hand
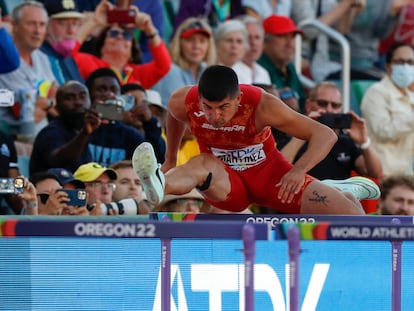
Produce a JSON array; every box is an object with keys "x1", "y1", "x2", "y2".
[{"x1": 276, "y1": 167, "x2": 306, "y2": 204}]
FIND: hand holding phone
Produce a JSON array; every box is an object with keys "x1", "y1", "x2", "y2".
[
  {"x1": 96, "y1": 100, "x2": 125, "y2": 121},
  {"x1": 57, "y1": 189, "x2": 87, "y2": 207},
  {"x1": 318, "y1": 113, "x2": 352, "y2": 129},
  {"x1": 107, "y1": 8, "x2": 136, "y2": 24}
]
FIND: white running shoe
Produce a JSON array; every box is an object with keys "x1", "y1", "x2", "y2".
[
  {"x1": 321, "y1": 176, "x2": 380, "y2": 200},
  {"x1": 132, "y1": 142, "x2": 165, "y2": 206}
]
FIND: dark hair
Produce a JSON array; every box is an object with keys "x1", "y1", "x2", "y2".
[
  {"x1": 121, "y1": 83, "x2": 146, "y2": 94},
  {"x1": 380, "y1": 175, "x2": 414, "y2": 200},
  {"x1": 198, "y1": 65, "x2": 239, "y2": 101},
  {"x1": 30, "y1": 171, "x2": 60, "y2": 187},
  {"x1": 94, "y1": 26, "x2": 142, "y2": 64},
  {"x1": 85, "y1": 67, "x2": 121, "y2": 92},
  {"x1": 385, "y1": 42, "x2": 414, "y2": 64}
]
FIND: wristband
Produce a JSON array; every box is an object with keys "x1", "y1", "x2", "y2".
[
  {"x1": 26, "y1": 201, "x2": 38, "y2": 209},
  {"x1": 147, "y1": 31, "x2": 158, "y2": 39},
  {"x1": 359, "y1": 138, "x2": 371, "y2": 150}
]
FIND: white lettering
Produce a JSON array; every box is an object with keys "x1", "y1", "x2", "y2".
[{"x1": 152, "y1": 263, "x2": 329, "y2": 311}]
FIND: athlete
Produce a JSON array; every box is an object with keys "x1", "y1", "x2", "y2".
[{"x1": 133, "y1": 65, "x2": 380, "y2": 214}]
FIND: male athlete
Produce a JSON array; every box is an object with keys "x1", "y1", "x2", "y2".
[{"x1": 133, "y1": 65, "x2": 379, "y2": 214}]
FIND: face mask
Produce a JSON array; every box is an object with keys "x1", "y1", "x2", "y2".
[
  {"x1": 51, "y1": 39, "x2": 77, "y2": 58},
  {"x1": 391, "y1": 64, "x2": 414, "y2": 88}
]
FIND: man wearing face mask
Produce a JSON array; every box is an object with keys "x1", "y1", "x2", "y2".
[
  {"x1": 30, "y1": 81, "x2": 101, "y2": 175},
  {"x1": 361, "y1": 42, "x2": 414, "y2": 176},
  {"x1": 40, "y1": 0, "x2": 84, "y2": 84}
]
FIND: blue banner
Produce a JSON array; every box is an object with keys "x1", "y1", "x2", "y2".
[{"x1": 1, "y1": 237, "x2": 414, "y2": 310}]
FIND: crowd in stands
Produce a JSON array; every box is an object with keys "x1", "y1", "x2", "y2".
[{"x1": 1, "y1": 0, "x2": 414, "y2": 216}]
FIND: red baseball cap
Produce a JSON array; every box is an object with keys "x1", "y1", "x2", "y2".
[
  {"x1": 180, "y1": 21, "x2": 211, "y2": 39},
  {"x1": 263, "y1": 15, "x2": 303, "y2": 36}
]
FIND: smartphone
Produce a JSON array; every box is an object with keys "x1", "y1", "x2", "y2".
[
  {"x1": 96, "y1": 101, "x2": 124, "y2": 121},
  {"x1": 0, "y1": 89, "x2": 14, "y2": 107},
  {"x1": 0, "y1": 177, "x2": 24, "y2": 194},
  {"x1": 318, "y1": 113, "x2": 352, "y2": 129},
  {"x1": 57, "y1": 189, "x2": 87, "y2": 207},
  {"x1": 107, "y1": 8, "x2": 136, "y2": 24}
]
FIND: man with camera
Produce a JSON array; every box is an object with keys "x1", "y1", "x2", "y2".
[{"x1": 279, "y1": 81, "x2": 383, "y2": 181}]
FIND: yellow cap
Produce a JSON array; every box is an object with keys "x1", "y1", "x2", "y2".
[{"x1": 74, "y1": 162, "x2": 118, "y2": 182}]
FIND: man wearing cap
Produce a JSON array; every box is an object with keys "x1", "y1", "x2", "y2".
[
  {"x1": 0, "y1": 1, "x2": 58, "y2": 140},
  {"x1": 40, "y1": 0, "x2": 84, "y2": 84},
  {"x1": 258, "y1": 15, "x2": 307, "y2": 112},
  {"x1": 47, "y1": 168, "x2": 85, "y2": 189},
  {"x1": 74, "y1": 162, "x2": 118, "y2": 205}
]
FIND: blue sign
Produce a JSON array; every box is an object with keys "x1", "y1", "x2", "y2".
[{"x1": 1, "y1": 237, "x2": 414, "y2": 310}]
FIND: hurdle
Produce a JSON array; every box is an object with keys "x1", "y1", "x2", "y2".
[
  {"x1": 0, "y1": 217, "x2": 270, "y2": 311},
  {"x1": 276, "y1": 221, "x2": 414, "y2": 311}
]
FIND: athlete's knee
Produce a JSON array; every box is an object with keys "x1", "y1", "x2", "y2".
[{"x1": 196, "y1": 172, "x2": 212, "y2": 191}]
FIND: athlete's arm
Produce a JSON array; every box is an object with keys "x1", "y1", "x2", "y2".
[
  {"x1": 256, "y1": 91, "x2": 337, "y2": 203},
  {"x1": 163, "y1": 86, "x2": 191, "y2": 172}
]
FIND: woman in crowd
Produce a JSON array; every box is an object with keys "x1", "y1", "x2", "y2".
[
  {"x1": 152, "y1": 17, "x2": 216, "y2": 105},
  {"x1": 73, "y1": 1, "x2": 171, "y2": 87}
]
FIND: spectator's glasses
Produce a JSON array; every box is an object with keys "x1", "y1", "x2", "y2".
[
  {"x1": 391, "y1": 59, "x2": 414, "y2": 66},
  {"x1": 107, "y1": 29, "x2": 133, "y2": 40},
  {"x1": 37, "y1": 193, "x2": 50, "y2": 204},
  {"x1": 86, "y1": 181, "x2": 116, "y2": 191},
  {"x1": 313, "y1": 99, "x2": 342, "y2": 109}
]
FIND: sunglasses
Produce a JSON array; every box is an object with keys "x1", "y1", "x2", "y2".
[
  {"x1": 107, "y1": 29, "x2": 133, "y2": 40},
  {"x1": 37, "y1": 193, "x2": 50, "y2": 204},
  {"x1": 313, "y1": 99, "x2": 342, "y2": 110}
]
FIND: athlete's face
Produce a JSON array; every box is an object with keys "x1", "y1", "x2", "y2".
[{"x1": 199, "y1": 93, "x2": 242, "y2": 128}]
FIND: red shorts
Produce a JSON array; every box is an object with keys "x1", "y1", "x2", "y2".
[{"x1": 205, "y1": 149, "x2": 316, "y2": 213}]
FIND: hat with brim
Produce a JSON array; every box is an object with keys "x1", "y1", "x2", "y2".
[
  {"x1": 146, "y1": 89, "x2": 167, "y2": 111},
  {"x1": 159, "y1": 189, "x2": 204, "y2": 208},
  {"x1": 43, "y1": 0, "x2": 84, "y2": 19},
  {"x1": 263, "y1": 15, "x2": 303, "y2": 36},
  {"x1": 180, "y1": 21, "x2": 211, "y2": 39},
  {"x1": 48, "y1": 168, "x2": 86, "y2": 188},
  {"x1": 74, "y1": 162, "x2": 118, "y2": 182}
]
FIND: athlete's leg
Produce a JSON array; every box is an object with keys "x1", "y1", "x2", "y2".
[
  {"x1": 300, "y1": 180, "x2": 365, "y2": 215},
  {"x1": 165, "y1": 153, "x2": 231, "y2": 202}
]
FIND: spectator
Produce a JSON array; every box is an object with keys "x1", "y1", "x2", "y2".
[
  {"x1": 74, "y1": 162, "x2": 117, "y2": 205},
  {"x1": 377, "y1": 175, "x2": 414, "y2": 215},
  {"x1": 109, "y1": 160, "x2": 150, "y2": 214},
  {"x1": 30, "y1": 171, "x2": 89, "y2": 215},
  {"x1": 361, "y1": 42, "x2": 414, "y2": 176},
  {"x1": 258, "y1": 15, "x2": 307, "y2": 112},
  {"x1": 215, "y1": 19, "x2": 251, "y2": 84},
  {"x1": 280, "y1": 81, "x2": 383, "y2": 180},
  {"x1": 47, "y1": 167, "x2": 86, "y2": 189},
  {"x1": 155, "y1": 188, "x2": 208, "y2": 213},
  {"x1": 40, "y1": 0, "x2": 85, "y2": 84},
  {"x1": 152, "y1": 17, "x2": 216, "y2": 106},
  {"x1": 120, "y1": 83, "x2": 158, "y2": 136},
  {"x1": 30, "y1": 81, "x2": 94, "y2": 175},
  {"x1": 328, "y1": 0, "x2": 411, "y2": 80},
  {"x1": 86, "y1": 68, "x2": 165, "y2": 166},
  {"x1": 0, "y1": 8, "x2": 19, "y2": 73},
  {"x1": 74, "y1": 1, "x2": 171, "y2": 87},
  {"x1": 173, "y1": 0, "x2": 244, "y2": 34},
  {"x1": 0, "y1": 1, "x2": 58, "y2": 140},
  {"x1": 290, "y1": 0, "x2": 364, "y2": 82},
  {"x1": 239, "y1": 15, "x2": 271, "y2": 84},
  {"x1": 74, "y1": 161, "x2": 145, "y2": 215}
]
